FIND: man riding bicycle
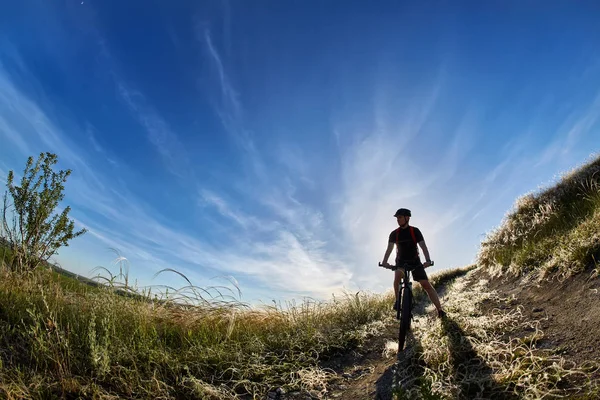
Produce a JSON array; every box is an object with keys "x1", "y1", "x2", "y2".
[{"x1": 380, "y1": 208, "x2": 446, "y2": 318}]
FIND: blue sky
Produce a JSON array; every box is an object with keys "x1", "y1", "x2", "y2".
[{"x1": 1, "y1": 1, "x2": 599, "y2": 305}]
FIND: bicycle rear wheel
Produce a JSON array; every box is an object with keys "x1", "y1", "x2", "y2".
[{"x1": 398, "y1": 283, "x2": 412, "y2": 351}]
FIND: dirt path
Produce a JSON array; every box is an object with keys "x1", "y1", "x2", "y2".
[
  {"x1": 270, "y1": 273, "x2": 468, "y2": 400},
  {"x1": 319, "y1": 322, "x2": 399, "y2": 400},
  {"x1": 320, "y1": 294, "x2": 446, "y2": 399},
  {"x1": 310, "y1": 268, "x2": 600, "y2": 399},
  {"x1": 316, "y1": 276, "x2": 458, "y2": 400},
  {"x1": 277, "y1": 267, "x2": 600, "y2": 400},
  {"x1": 476, "y1": 268, "x2": 600, "y2": 381},
  {"x1": 270, "y1": 319, "x2": 402, "y2": 400}
]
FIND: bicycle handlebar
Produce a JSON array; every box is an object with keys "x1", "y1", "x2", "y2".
[
  {"x1": 378, "y1": 260, "x2": 434, "y2": 271},
  {"x1": 378, "y1": 262, "x2": 399, "y2": 270}
]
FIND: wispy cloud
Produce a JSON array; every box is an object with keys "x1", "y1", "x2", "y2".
[
  {"x1": 116, "y1": 82, "x2": 192, "y2": 180},
  {"x1": 196, "y1": 25, "x2": 356, "y2": 297},
  {"x1": 85, "y1": 123, "x2": 119, "y2": 167},
  {"x1": 536, "y1": 92, "x2": 600, "y2": 167},
  {"x1": 334, "y1": 82, "x2": 445, "y2": 268},
  {"x1": 0, "y1": 53, "x2": 207, "y2": 281},
  {"x1": 274, "y1": 142, "x2": 317, "y2": 190},
  {"x1": 203, "y1": 28, "x2": 241, "y2": 119},
  {"x1": 0, "y1": 117, "x2": 31, "y2": 156},
  {"x1": 1, "y1": 44, "x2": 354, "y2": 300},
  {"x1": 199, "y1": 189, "x2": 263, "y2": 230},
  {"x1": 5, "y1": 2, "x2": 598, "y2": 304},
  {"x1": 199, "y1": 27, "x2": 268, "y2": 181},
  {"x1": 37, "y1": 5, "x2": 193, "y2": 183},
  {"x1": 0, "y1": 66, "x2": 108, "y2": 195},
  {"x1": 563, "y1": 92, "x2": 600, "y2": 155}
]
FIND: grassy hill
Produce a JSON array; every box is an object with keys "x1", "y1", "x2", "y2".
[
  {"x1": 391, "y1": 154, "x2": 600, "y2": 399},
  {"x1": 478, "y1": 154, "x2": 600, "y2": 281}
]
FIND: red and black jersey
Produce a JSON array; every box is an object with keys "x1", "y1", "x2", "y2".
[{"x1": 388, "y1": 225, "x2": 424, "y2": 262}]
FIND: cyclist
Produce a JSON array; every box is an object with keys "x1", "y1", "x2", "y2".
[{"x1": 380, "y1": 208, "x2": 446, "y2": 318}]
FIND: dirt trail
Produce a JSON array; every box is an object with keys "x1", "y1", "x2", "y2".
[
  {"x1": 278, "y1": 268, "x2": 600, "y2": 400},
  {"x1": 317, "y1": 288, "x2": 448, "y2": 399},
  {"x1": 269, "y1": 318, "x2": 402, "y2": 400},
  {"x1": 321, "y1": 322, "x2": 399, "y2": 400},
  {"x1": 312, "y1": 275, "x2": 459, "y2": 400},
  {"x1": 476, "y1": 268, "x2": 600, "y2": 381},
  {"x1": 271, "y1": 293, "x2": 443, "y2": 400}
]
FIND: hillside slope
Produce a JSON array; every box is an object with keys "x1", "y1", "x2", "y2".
[
  {"x1": 394, "y1": 269, "x2": 600, "y2": 399},
  {"x1": 480, "y1": 267, "x2": 600, "y2": 379},
  {"x1": 392, "y1": 154, "x2": 600, "y2": 399},
  {"x1": 478, "y1": 154, "x2": 600, "y2": 281},
  {"x1": 476, "y1": 153, "x2": 600, "y2": 387}
]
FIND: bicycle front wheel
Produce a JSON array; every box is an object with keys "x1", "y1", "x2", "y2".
[{"x1": 398, "y1": 284, "x2": 412, "y2": 351}]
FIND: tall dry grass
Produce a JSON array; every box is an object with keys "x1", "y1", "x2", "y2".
[
  {"x1": 478, "y1": 154, "x2": 600, "y2": 281},
  {"x1": 0, "y1": 260, "x2": 395, "y2": 399},
  {"x1": 0, "y1": 250, "x2": 473, "y2": 399}
]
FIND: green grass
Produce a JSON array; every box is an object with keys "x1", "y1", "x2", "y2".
[
  {"x1": 478, "y1": 154, "x2": 600, "y2": 280},
  {"x1": 0, "y1": 245, "x2": 13, "y2": 267},
  {"x1": 0, "y1": 253, "x2": 469, "y2": 399},
  {"x1": 0, "y1": 262, "x2": 385, "y2": 399}
]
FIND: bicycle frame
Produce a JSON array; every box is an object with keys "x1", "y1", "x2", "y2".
[
  {"x1": 378, "y1": 262, "x2": 418, "y2": 352},
  {"x1": 398, "y1": 263, "x2": 413, "y2": 311}
]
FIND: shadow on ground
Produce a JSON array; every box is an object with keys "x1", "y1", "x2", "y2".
[
  {"x1": 388, "y1": 330, "x2": 428, "y2": 399},
  {"x1": 441, "y1": 316, "x2": 518, "y2": 400},
  {"x1": 374, "y1": 363, "x2": 394, "y2": 400}
]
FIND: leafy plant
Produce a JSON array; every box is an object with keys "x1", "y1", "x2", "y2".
[{"x1": 1, "y1": 152, "x2": 86, "y2": 272}]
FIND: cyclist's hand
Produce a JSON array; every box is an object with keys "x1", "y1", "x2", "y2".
[
  {"x1": 423, "y1": 261, "x2": 432, "y2": 268},
  {"x1": 382, "y1": 261, "x2": 390, "y2": 267}
]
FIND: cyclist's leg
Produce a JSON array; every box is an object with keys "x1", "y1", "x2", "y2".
[
  {"x1": 393, "y1": 268, "x2": 405, "y2": 301},
  {"x1": 412, "y1": 264, "x2": 443, "y2": 312},
  {"x1": 393, "y1": 268, "x2": 405, "y2": 310},
  {"x1": 418, "y1": 279, "x2": 443, "y2": 312}
]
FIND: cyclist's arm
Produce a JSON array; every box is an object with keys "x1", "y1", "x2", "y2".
[
  {"x1": 418, "y1": 241, "x2": 431, "y2": 263},
  {"x1": 382, "y1": 242, "x2": 395, "y2": 265}
]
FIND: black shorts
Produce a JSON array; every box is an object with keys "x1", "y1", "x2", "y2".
[{"x1": 397, "y1": 260, "x2": 428, "y2": 281}]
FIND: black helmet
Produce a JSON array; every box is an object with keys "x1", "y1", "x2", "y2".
[{"x1": 394, "y1": 208, "x2": 411, "y2": 217}]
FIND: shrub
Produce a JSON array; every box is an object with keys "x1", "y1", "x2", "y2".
[{"x1": 0, "y1": 152, "x2": 86, "y2": 272}]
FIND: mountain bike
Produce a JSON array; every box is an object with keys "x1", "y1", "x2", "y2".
[{"x1": 378, "y1": 260, "x2": 434, "y2": 352}]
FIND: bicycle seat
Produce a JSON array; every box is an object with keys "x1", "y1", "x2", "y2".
[{"x1": 397, "y1": 262, "x2": 419, "y2": 271}]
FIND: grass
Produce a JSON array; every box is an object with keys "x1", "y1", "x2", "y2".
[
  {"x1": 478, "y1": 153, "x2": 600, "y2": 281},
  {"x1": 0, "y1": 257, "x2": 392, "y2": 399},
  {"x1": 409, "y1": 264, "x2": 477, "y2": 306},
  {"x1": 393, "y1": 271, "x2": 600, "y2": 399},
  {"x1": 0, "y1": 249, "x2": 471, "y2": 399}
]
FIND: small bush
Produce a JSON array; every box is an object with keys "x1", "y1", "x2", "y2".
[{"x1": 1, "y1": 152, "x2": 86, "y2": 272}]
